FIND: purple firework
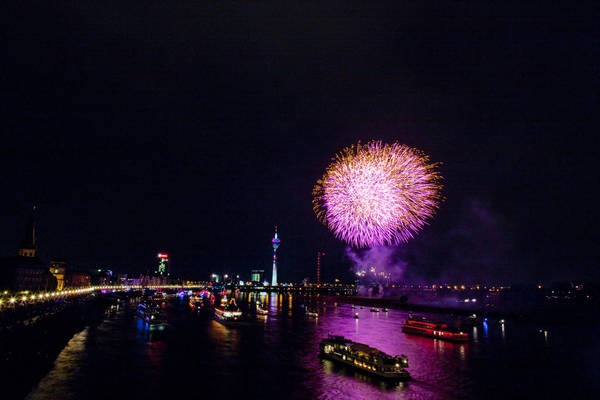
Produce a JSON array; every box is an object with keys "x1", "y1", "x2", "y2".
[{"x1": 313, "y1": 141, "x2": 443, "y2": 248}]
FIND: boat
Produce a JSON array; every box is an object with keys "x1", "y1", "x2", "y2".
[
  {"x1": 213, "y1": 295, "x2": 243, "y2": 324},
  {"x1": 353, "y1": 313, "x2": 359, "y2": 319},
  {"x1": 188, "y1": 294, "x2": 204, "y2": 311},
  {"x1": 320, "y1": 335, "x2": 410, "y2": 381},
  {"x1": 382, "y1": 308, "x2": 389, "y2": 312},
  {"x1": 402, "y1": 315, "x2": 469, "y2": 342},
  {"x1": 137, "y1": 299, "x2": 168, "y2": 329},
  {"x1": 306, "y1": 309, "x2": 319, "y2": 318},
  {"x1": 370, "y1": 308, "x2": 380, "y2": 313},
  {"x1": 461, "y1": 313, "x2": 481, "y2": 327},
  {"x1": 255, "y1": 301, "x2": 269, "y2": 316},
  {"x1": 188, "y1": 294, "x2": 212, "y2": 318}
]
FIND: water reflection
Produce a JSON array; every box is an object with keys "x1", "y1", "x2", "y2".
[
  {"x1": 434, "y1": 338, "x2": 445, "y2": 355},
  {"x1": 482, "y1": 319, "x2": 489, "y2": 337},
  {"x1": 26, "y1": 328, "x2": 89, "y2": 400},
  {"x1": 269, "y1": 292, "x2": 278, "y2": 314},
  {"x1": 25, "y1": 294, "x2": 593, "y2": 400}
]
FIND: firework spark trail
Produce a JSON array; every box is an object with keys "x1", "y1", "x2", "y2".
[{"x1": 313, "y1": 141, "x2": 442, "y2": 248}]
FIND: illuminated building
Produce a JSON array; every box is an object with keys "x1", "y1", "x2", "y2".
[
  {"x1": 49, "y1": 260, "x2": 66, "y2": 290},
  {"x1": 91, "y1": 269, "x2": 113, "y2": 286},
  {"x1": 251, "y1": 269, "x2": 264, "y2": 283},
  {"x1": 156, "y1": 253, "x2": 169, "y2": 277},
  {"x1": 65, "y1": 270, "x2": 91, "y2": 288},
  {"x1": 271, "y1": 226, "x2": 281, "y2": 286}
]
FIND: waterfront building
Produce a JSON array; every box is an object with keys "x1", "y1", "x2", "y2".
[
  {"x1": 155, "y1": 253, "x2": 169, "y2": 277},
  {"x1": 64, "y1": 270, "x2": 91, "y2": 288},
  {"x1": 0, "y1": 206, "x2": 57, "y2": 291},
  {"x1": 251, "y1": 269, "x2": 264, "y2": 283},
  {"x1": 49, "y1": 260, "x2": 67, "y2": 290}
]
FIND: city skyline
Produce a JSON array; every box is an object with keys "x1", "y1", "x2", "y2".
[{"x1": 1, "y1": 2, "x2": 597, "y2": 284}]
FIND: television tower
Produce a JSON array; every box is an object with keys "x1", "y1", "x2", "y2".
[{"x1": 271, "y1": 226, "x2": 281, "y2": 286}]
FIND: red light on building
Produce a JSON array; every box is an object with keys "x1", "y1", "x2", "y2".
[{"x1": 157, "y1": 253, "x2": 169, "y2": 259}]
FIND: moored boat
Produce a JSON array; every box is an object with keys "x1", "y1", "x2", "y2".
[
  {"x1": 137, "y1": 300, "x2": 168, "y2": 329},
  {"x1": 320, "y1": 335, "x2": 409, "y2": 381},
  {"x1": 402, "y1": 315, "x2": 469, "y2": 342}
]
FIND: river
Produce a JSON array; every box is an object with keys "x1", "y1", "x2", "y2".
[{"x1": 22, "y1": 291, "x2": 600, "y2": 399}]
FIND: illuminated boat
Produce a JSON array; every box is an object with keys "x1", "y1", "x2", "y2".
[
  {"x1": 370, "y1": 308, "x2": 380, "y2": 312},
  {"x1": 213, "y1": 296, "x2": 243, "y2": 324},
  {"x1": 255, "y1": 301, "x2": 269, "y2": 316},
  {"x1": 189, "y1": 295, "x2": 204, "y2": 311},
  {"x1": 306, "y1": 309, "x2": 319, "y2": 318},
  {"x1": 402, "y1": 315, "x2": 469, "y2": 342},
  {"x1": 320, "y1": 335, "x2": 410, "y2": 381},
  {"x1": 137, "y1": 300, "x2": 168, "y2": 329}
]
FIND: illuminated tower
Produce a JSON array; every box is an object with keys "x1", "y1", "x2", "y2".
[
  {"x1": 156, "y1": 253, "x2": 169, "y2": 276},
  {"x1": 271, "y1": 226, "x2": 281, "y2": 286},
  {"x1": 316, "y1": 251, "x2": 325, "y2": 284}
]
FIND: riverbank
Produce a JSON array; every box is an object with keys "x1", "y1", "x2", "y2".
[
  {"x1": 342, "y1": 295, "x2": 600, "y2": 326},
  {"x1": 0, "y1": 294, "x2": 115, "y2": 400}
]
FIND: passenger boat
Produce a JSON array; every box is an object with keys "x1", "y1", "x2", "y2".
[
  {"x1": 402, "y1": 315, "x2": 469, "y2": 342},
  {"x1": 370, "y1": 307, "x2": 380, "y2": 312},
  {"x1": 306, "y1": 309, "x2": 319, "y2": 318},
  {"x1": 320, "y1": 335, "x2": 410, "y2": 381},
  {"x1": 213, "y1": 295, "x2": 243, "y2": 324}
]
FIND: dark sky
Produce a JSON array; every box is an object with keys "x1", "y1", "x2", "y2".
[{"x1": 1, "y1": 2, "x2": 597, "y2": 284}]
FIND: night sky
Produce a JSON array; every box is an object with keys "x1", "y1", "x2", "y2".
[{"x1": 1, "y1": 2, "x2": 597, "y2": 284}]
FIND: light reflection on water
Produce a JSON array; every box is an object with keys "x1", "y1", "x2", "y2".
[
  {"x1": 25, "y1": 328, "x2": 88, "y2": 400},
  {"x1": 25, "y1": 293, "x2": 600, "y2": 400}
]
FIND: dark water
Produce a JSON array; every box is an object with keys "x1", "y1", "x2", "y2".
[{"x1": 24, "y1": 292, "x2": 600, "y2": 400}]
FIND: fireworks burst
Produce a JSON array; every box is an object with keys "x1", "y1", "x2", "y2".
[{"x1": 313, "y1": 140, "x2": 442, "y2": 248}]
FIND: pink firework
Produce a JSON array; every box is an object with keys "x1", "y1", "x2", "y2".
[{"x1": 313, "y1": 141, "x2": 442, "y2": 248}]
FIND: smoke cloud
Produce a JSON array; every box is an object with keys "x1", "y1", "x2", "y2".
[
  {"x1": 346, "y1": 245, "x2": 408, "y2": 283},
  {"x1": 344, "y1": 197, "x2": 517, "y2": 285}
]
